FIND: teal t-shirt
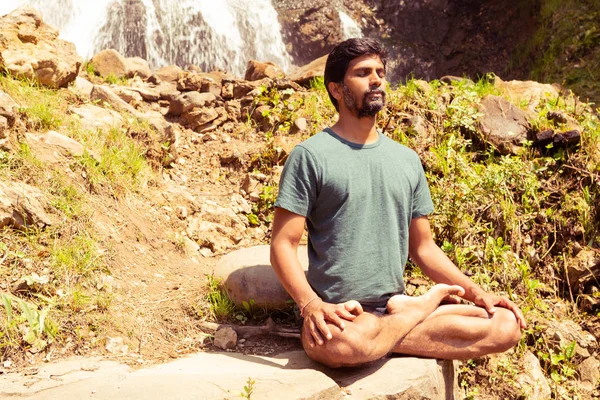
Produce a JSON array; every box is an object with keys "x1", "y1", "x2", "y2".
[{"x1": 274, "y1": 128, "x2": 434, "y2": 307}]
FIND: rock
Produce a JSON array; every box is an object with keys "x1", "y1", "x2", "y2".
[
  {"x1": 231, "y1": 193, "x2": 252, "y2": 214},
  {"x1": 153, "y1": 65, "x2": 184, "y2": 83},
  {"x1": 213, "y1": 327, "x2": 237, "y2": 350},
  {"x1": 167, "y1": 92, "x2": 216, "y2": 116},
  {"x1": 125, "y1": 57, "x2": 151, "y2": 79},
  {"x1": 128, "y1": 86, "x2": 161, "y2": 102},
  {"x1": 213, "y1": 245, "x2": 309, "y2": 309},
  {"x1": 183, "y1": 107, "x2": 218, "y2": 129},
  {"x1": 578, "y1": 356, "x2": 600, "y2": 390},
  {"x1": 111, "y1": 86, "x2": 144, "y2": 106},
  {"x1": 414, "y1": 79, "x2": 433, "y2": 95},
  {"x1": 0, "y1": 90, "x2": 19, "y2": 130},
  {"x1": 241, "y1": 174, "x2": 263, "y2": 197},
  {"x1": 288, "y1": 55, "x2": 328, "y2": 87},
  {"x1": 89, "y1": 49, "x2": 128, "y2": 79},
  {"x1": 547, "y1": 110, "x2": 568, "y2": 124},
  {"x1": 230, "y1": 78, "x2": 271, "y2": 99},
  {"x1": 90, "y1": 85, "x2": 138, "y2": 115},
  {"x1": 69, "y1": 77, "x2": 94, "y2": 98},
  {"x1": 553, "y1": 129, "x2": 581, "y2": 148},
  {"x1": 516, "y1": 351, "x2": 551, "y2": 400},
  {"x1": 533, "y1": 129, "x2": 554, "y2": 148},
  {"x1": 26, "y1": 131, "x2": 85, "y2": 157},
  {"x1": 0, "y1": 7, "x2": 82, "y2": 88},
  {"x1": 70, "y1": 104, "x2": 123, "y2": 130},
  {"x1": 289, "y1": 117, "x2": 308, "y2": 135},
  {"x1": 567, "y1": 248, "x2": 600, "y2": 293},
  {"x1": 0, "y1": 116, "x2": 8, "y2": 141},
  {"x1": 105, "y1": 337, "x2": 129, "y2": 355},
  {"x1": 245, "y1": 60, "x2": 285, "y2": 81},
  {"x1": 545, "y1": 319, "x2": 597, "y2": 358},
  {"x1": 495, "y1": 78, "x2": 560, "y2": 111},
  {"x1": 440, "y1": 75, "x2": 473, "y2": 85},
  {"x1": 477, "y1": 95, "x2": 530, "y2": 155},
  {"x1": 0, "y1": 181, "x2": 53, "y2": 230}
]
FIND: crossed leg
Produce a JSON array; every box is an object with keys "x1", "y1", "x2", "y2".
[{"x1": 301, "y1": 286, "x2": 522, "y2": 368}]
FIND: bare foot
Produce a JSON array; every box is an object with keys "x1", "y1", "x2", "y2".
[{"x1": 387, "y1": 284, "x2": 465, "y2": 315}]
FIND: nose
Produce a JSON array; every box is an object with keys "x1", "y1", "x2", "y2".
[{"x1": 369, "y1": 71, "x2": 383, "y2": 88}]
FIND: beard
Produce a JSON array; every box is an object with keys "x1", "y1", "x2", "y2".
[{"x1": 341, "y1": 84, "x2": 386, "y2": 118}]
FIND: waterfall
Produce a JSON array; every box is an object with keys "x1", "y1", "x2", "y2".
[
  {"x1": 339, "y1": 11, "x2": 363, "y2": 40},
  {"x1": 0, "y1": 0, "x2": 293, "y2": 77}
]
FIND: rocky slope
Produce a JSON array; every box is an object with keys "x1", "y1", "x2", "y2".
[{"x1": 0, "y1": 6, "x2": 599, "y2": 399}]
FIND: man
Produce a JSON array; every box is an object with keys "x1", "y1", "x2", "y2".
[{"x1": 270, "y1": 38, "x2": 526, "y2": 368}]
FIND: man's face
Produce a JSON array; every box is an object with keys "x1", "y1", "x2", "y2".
[{"x1": 340, "y1": 54, "x2": 386, "y2": 118}]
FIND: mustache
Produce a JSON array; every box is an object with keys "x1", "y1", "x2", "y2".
[{"x1": 364, "y1": 88, "x2": 386, "y2": 98}]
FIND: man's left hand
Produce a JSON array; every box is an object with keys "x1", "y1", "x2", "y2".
[{"x1": 472, "y1": 291, "x2": 527, "y2": 329}]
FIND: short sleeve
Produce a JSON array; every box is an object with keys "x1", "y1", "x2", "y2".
[
  {"x1": 411, "y1": 161, "x2": 434, "y2": 218},
  {"x1": 274, "y1": 145, "x2": 319, "y2": 217}
]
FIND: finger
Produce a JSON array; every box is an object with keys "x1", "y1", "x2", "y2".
[
  {"x1": 326, "y1": 311, "x2": 347, "y2": 331},
  {"x1": 481, "y1": 297, "x2": 497, "y2": 314},
  {"x1": 440, "y1": 295, "x2": 461, "y2": 304},
  {"x1": 314, "y1": 318, "x2": 332, "y2": 343}
]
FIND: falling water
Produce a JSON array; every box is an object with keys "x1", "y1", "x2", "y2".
[
  {"x1": 339, "y1": 11, "x2": 363, "y2": 40},
  {"x1": 0, "y1": 0, "x2": 293, "y2": 77}
]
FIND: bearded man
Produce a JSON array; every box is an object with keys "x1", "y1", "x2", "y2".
[{"x1": 270, "y1": 38, "x2": 525, "y2": 368}]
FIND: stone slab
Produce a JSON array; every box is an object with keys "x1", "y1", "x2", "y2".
[{"x1": 0, "y1": 351, "x2": 460, "y2": 400}]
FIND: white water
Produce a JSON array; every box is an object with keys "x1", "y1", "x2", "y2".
[
  {"x1": 0, "y1": 0, "x2": 293, "y2": 77},
  {"x1": 339, "y1": 11, "x2": 363, "y2": 40}
]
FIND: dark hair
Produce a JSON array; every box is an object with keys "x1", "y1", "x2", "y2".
[{"x1": 324, "y1": 38, "x2": 388, "y2": 111}]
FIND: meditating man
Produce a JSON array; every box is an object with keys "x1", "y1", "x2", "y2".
[{"x1": 270, "y1": 38, "x2": 526, "y2": 368}]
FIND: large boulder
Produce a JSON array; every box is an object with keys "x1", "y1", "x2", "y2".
[
  {"x1": 495, "y1": 78, "x2": 561, "y2": 112},
  {"x1": 477, "y1": 95, "x2": 530, "y2": 155},
  {"x1": 89, "y1": 49, "x2": 128, "y2": 79},
  {"x1": 167, "y1": 92, "x2": 216, "y2": 117},
  {"x1": 245, "y1": 60, "x2": 285, "y2": 81},
  {"x1": 213, "y1": 245, "x2": 309, "y2": 309},
  {"x1": 288, "y1": 55, "x2": 328, "y2": 87},
  {"x1": 0, "y1": 7, "x2": 82, "y2": 88},
  {"x1": 0, "y1": 181, "x2": 53, "y2": 230}
]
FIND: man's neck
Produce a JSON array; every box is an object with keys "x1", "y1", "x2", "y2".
[{"x1": 330, "y1": 110, "x2": 379, "y2": 145}]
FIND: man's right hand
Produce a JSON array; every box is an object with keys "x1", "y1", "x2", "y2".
[{"x1": 303, "y1": 299, "x2": 363, "y2": 347}]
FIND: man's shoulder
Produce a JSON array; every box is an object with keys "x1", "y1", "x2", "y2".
[{"x1": 379, "y1": 134, "x2": 420, "y2": 159}]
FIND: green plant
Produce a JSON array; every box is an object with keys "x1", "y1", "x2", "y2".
[
  {"x1": 240, "y1": 377, "x2": 256, "y2": 399},
  {"x1": 205, "y1": 275, "x2": 236, "y2": 321}
]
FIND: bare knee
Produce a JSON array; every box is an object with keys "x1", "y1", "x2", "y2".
[
  {"x1": 301, "y1": 319, "x2": 376, "y2": 368},
  {"x1": 491, "y1": 308, "x2": 522, "y2": 352}
]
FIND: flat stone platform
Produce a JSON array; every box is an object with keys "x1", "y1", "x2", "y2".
[{"x1": 0, "y1": 351, "x2": 460, "y2": 399}]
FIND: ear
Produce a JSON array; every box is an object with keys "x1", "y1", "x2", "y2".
[{"x1": 327, "y1": 81, "x2": 343, "y2": 101}]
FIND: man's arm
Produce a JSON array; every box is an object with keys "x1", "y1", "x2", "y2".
[
  {"x1": 408, "y1": 216, "x2": 526, "y2": 328},
  {"x1": 270, "y1": 207, "x2": 362, "y2": 346}
]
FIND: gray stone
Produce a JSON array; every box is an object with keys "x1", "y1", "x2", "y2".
[
  {"x1": 578, "y1": 356, "x2": 600, "y2": 389},
  {"x1": 545, "y1": 319, "x2": 597, "y2": 358},
  {"x1": 111, "y1": 86, "x2": 143, "y2": 105},
  {"x1": 0, "y1": 90, "x2": 19, "y2": 127},
  {"x1": 288, "y1": 55, "x2": 327, "y2": 86},
  {"x1": 153, "y1": 65, "x2": 184, "y2": 83},
  {"x1": 289, "y1": 117, "x2": 308, "y2": 135},
  {"x1": 70, "y1": 77, "x2": 94, "y2": 98},
  {"x1": 214, "y1": 245, "x2": 309, "y2": 309},
  {"x1": 477, "y1": 95, "x2": 530, "y2": 155},
  {"x1": 567, "y1": 248, "x2": 600, "y2": 293},
  {"x1": 126, "y1": 57, "x2": 151, "y2": 79},
  {"x1": 0, "y1": 180, "x2": 53, "y2": 230},
  {"x1": 516, "y1": 351, "x2": 551, "y2": 400},
  {"x1": 128, "y1": 86, "x2": 161, "y2": 102},
  {"x1": 70, "y1": 104, "x2": 123, "y2": 130},
  {"x1": 90, "y1": 49, "x2": 128, "y2": 79},
  {"x1": 0, "y1": 351, "x2": 460, "y2": 400},
  {"x1": 168, "y1": 92, "x2": 216, "y2": 116},
  {"x1": 213, "y1": 327, "x2": 237, "y2": 350},
  {"x1": 495, "y1": 78, "x2": 560, "y2": 112},
  {"x1": 245, "y1": 60, "x2": 285, "y2": 81},
  {"x1": 0, "y1": 7, "x2": 82, "y2": 88},
  {"x1": 27, "y1": 131, "x2": 85, "y2": 157},
  {"x1": 90, "y1": 85, "x2": 138, "y2": 115}
]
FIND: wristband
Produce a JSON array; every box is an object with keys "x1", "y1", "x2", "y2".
[{"x1": 300, "y1": 296, "x2": 320, "y2": 317}]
